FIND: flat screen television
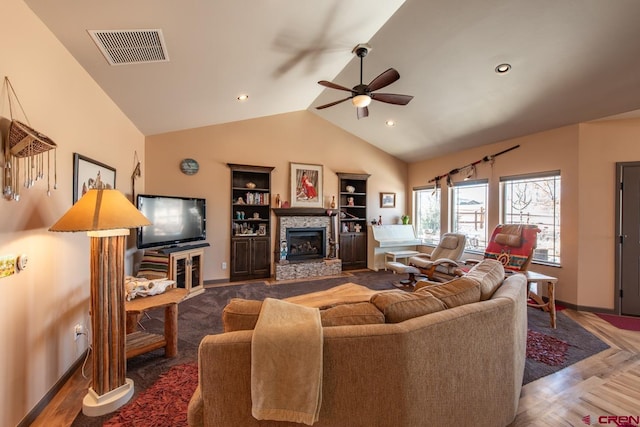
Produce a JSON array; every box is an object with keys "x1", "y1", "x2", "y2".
[{"x1": 136, "y1": 194, "x2": 207, "y2": 249}]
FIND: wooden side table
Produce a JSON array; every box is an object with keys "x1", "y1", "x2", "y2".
[
  {"x1": 125, "y1": 288, "x2": 188, "y2": 359},
  {"x1": 525, "y1": 271, "x2": 558, "y2": 328}
]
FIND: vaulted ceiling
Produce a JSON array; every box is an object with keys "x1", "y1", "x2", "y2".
[{"x1": 25, "y1": 0, "x2": 640, "y2": 162}]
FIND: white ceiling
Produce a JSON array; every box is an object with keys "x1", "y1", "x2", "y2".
[{"x1": 24, "y1": 0, "x2": 640, "y2": 162}]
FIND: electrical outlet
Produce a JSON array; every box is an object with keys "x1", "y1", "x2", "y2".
[
  {"x1": 221, "y1": 262, "x2": 227, "y2": 270},
  {"x1": 74, "y1": 324, "x2": 84, "y2": 341}
]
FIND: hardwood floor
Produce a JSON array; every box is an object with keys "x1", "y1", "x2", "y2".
[{"x1": 30, "y1": 308, "x2": 640, "y2": 426}]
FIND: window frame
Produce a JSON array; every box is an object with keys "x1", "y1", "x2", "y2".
[
  {"x1": 450, "y1": 179, "x2": 489, "y2": 253},
  {"x1": 500, "y1": 170, "x2": 561, "y2": 266},
  {"x1": 412, "y1": 185, "x2": 441, "y2": 246}
]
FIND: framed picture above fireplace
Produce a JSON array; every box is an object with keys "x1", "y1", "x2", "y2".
[{"x1": 290, "y1": 162, "x2": 323, "y2": 208}]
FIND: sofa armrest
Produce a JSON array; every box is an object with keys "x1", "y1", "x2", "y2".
[{"x1": 187, "y1": 385, "x2": 204, "y2": 427}]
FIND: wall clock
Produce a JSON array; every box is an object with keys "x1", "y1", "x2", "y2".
[{"x1": 180, "y1": 158, "x2": 199, "y2": 175}]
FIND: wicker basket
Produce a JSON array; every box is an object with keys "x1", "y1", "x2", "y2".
[{"x1": 8, "y1": 120, "x2": 56, "y2": 158}]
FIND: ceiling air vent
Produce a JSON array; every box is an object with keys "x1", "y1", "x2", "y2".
[{"x1": 88, "y1": 29, "x2": 169, "y2": 65}]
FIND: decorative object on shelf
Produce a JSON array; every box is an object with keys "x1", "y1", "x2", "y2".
[
  {"x1": 236, "y1": 196, "x2": 245, "y2": 204},
  {"x1": 253, "y1": 212, "x2": 260, "y2": 219},
  {"x1": 49, "y1": 188, "x2": 151, "y2": 416},
  {"x1": 281, "y1": 201, "x2": 290, "y2": 208},
  {"x1": 371, "y1": 218, "x2": 378, "y2": 225},
  {"x1": 3, "y1": 77, "x2": 58, "y2": 201},
  {"x1": 275, "y1": 193, "x2": 281, "y2": 208},
  {"x1": 330, "y1": 195, "x2": 336, "y2": 209},
  {"x1": 401, "y1": 214, "x2": 410, "y2": 225},
  {"x1": 73, "y1": 153, "x2": 116, "y2": 204},
  {"x1": 347, "y1": 197, "x2": 355, "y2": 206},
  {"x1": 378, "y1": 215, "x2": 383, "y2": 225},
  {"x1": 258, "y1": 224, "x2": 267, "y2": 236},
  {"x1": 346, "y1": 185, "x2": 355, "y2": 193},
  {"x1": 180, "y1": 158, "x2": 199, "y2": 175},
  {"x1": 290, "y1": 162, "x2": 323, "y2": 208},
  {"x1": 246, "y1": 182, "x2": 256, "y2": 189},
  {"x1": 380, "y1": 192, "x2": 396, "y2": 208},
  {"x1": 427, "y1": 145, "x2": 520, "y2": 187},
  {"x1": 354, "y1": 224, "x2": 362, "y2": 232}
]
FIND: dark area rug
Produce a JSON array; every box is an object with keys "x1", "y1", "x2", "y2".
[{"x1": 72, "y1": 270, "x2": 608, "y2": 426}]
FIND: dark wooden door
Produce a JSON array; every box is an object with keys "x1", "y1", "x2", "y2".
[{"x1": 618, "y1": 163, "x2": 640, "y2": 315}]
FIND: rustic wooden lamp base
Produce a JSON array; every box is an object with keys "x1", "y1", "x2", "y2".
[{"x1": 82, "y1": 378, "x2": 134, "y2": 417}]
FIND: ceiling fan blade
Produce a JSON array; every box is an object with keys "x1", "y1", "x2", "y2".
[
  {"x1": 357, "y1": 106, "x2": 369, "y2": 120},
  {"x1": 367, "y1": 68, "x2": 400, "y2": 92},
  {"x1": 318, "y1": 80, "x2": 352, "y2": 92},
  {"x1": 316, "y1": 96, "x2": 352, "y2": 110},
  {"x1": 371, "y1": 93, "x2": 414, "y2": 105}
]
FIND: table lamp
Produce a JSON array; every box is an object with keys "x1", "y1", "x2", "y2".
[{"x1": 49, "y1": 188, "x2": 151, "y2": 416}]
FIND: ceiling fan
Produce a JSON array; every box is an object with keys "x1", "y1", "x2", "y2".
[{"x1": 316, "y1": 43, "x2": 413, "y2": 119}]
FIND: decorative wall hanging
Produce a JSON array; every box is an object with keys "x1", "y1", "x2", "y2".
[
  {"x1": 428, "y1": 145, "x2": 520, "y2": 188},
  {"x1": 2, "y1": 77, "x2": 58, "y2": 201},
  {"x1": 380, "y1": 192, "x2": 396, "y2": 208},
  {"x1": 290, "y1": 162, "x2": 323, "y2": 208},
  {"x1": 131, "y1": 151, "x2": 141, "y2": 202},
  {"x1": 73, "y1": 153, "x2": 116, "y2": 204}
]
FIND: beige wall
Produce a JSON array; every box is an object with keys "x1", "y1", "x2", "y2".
[
  {"x1": 145, "y1": 110, "x2": 408, "y2": 280},
  {"x1": 0, "y1": 0, "x2": 145, "y2": 425},
  {"x1": 409, "y1": 118, "x2": 640, "y2": 309},
  {"x1": 578, "y1": 118, "x2": 640, "y2": 308}
]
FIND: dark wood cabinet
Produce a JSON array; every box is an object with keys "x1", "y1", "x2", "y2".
[
  {"x1": 228, "y1": 164, "x2": 274, "y2": 281},
  {"x1": 339, "y1": 232, "x2": 367, "y2": 269},
  {"x1": 231, "y1": 237, "x2": 270, "y2": 279},
  {"x1": 337, "y1": 172, "x2": 370, "y2": 270}
]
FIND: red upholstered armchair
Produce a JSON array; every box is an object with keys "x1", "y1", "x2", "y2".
[{"x1": 459, "y1": 223, "x2": 541, "y2": 275}]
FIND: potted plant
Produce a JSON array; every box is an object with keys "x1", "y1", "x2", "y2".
[{"x1": 401, "y1": 214, "x2": 410, "y2": 225}]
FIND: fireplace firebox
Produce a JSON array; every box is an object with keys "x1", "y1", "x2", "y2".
[{"x1": 286, "y1": 227, "x2": 326, "y2": 261}]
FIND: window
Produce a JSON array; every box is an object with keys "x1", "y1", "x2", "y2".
[
  {"x1": 413, "y1": 186, "x2": 441, "y2": 245},
  {"x1": 451, "y1": 180, "x2": 488, "y2": 251},
  {"x1": 501, "y1": 171, "x2": 561, "y2": 264}
]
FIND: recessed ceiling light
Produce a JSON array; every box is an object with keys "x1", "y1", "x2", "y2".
[
  {"x1": 237, "y1": 94, "x2": 249, "y2": 101},
  {"x1": 385, "y1": 120, "x2": 396, "y2": 127},
  {"x1": 495, "y1": 63, "x2": 511, "y2": 74}
]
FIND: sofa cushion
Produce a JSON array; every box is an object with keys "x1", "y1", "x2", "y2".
[
  {"x1": 464, "y1": 259, "x2": 505, "y2": 300},
  {"x1": 223, "y1": 298, "x2": 386, "y2": 331},
  {"x1": 370, "y1": 290, "x2": 446, "y2": 323},
  {"x1": 415, "y1": 277, "x2": 481, "y2": 308},
  {"x1": 320, "y1": 302, "x2": 385, "y2": 327},
  {"x1": 222, "y1": 298, "x2": 262, "y2": 332}
]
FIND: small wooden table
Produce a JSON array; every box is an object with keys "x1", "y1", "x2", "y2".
[
  {"x1": 125, "y1": 288, "x2": 188, "y2": 359},
  {"x1": 525, "y1": 271, "x2": 558, "y2": 329},
  {"x1": 384, "y1": 250, "x2": 420, "y2": 270}
]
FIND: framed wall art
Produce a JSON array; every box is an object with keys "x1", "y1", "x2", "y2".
[
  {"x1": 290, "y1": 162, "x2": 323, "y2": 208},
  {"x1": 380, "y1": 192, "x2": 396, "y2": 208},
  {"x1": 73, "y1": 153, "x2": 116, "y2": 203}
]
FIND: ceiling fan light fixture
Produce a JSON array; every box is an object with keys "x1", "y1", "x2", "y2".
[{"x1": 352, "y1": 94, "x2": 371, "y2": 108}]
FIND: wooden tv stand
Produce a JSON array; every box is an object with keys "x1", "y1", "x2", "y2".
[{"x1": 125, "y1": 288, "x2": 188, "y2": 359}]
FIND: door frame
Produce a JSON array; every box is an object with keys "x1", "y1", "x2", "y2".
[{"x1": 615, "y1": 161, "x2": 640, "y2": 315}]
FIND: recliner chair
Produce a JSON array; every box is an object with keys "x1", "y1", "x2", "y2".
[{"x1": 408, "y1": 232, "x2": 467, "y2": 281}]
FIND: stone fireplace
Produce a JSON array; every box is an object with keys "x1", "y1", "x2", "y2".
[{"x1": 273, "y1": 208, "x2": 341, "y2": 280}]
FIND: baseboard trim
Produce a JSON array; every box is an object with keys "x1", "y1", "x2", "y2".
[{"x1": 17, "y1": 350, "x2": 89, "y2": 427}]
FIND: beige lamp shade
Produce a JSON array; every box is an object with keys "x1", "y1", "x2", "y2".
[{"x1": 49, "y1": 189, "x2": 151, "y2": 232}]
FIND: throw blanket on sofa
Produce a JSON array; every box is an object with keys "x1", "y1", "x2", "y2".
[{"x1": 251, "y1": 298, "x2": 323, "y2": 425}]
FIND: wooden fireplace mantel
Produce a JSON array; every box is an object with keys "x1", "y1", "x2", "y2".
[{"x1": 272, "y1": 207, "x2": 337, "y2": 217}]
